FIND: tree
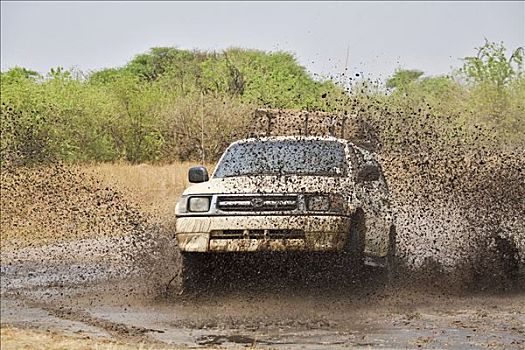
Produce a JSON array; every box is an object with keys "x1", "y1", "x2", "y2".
[
  {"x1": 386, "y1": 69, "x2": 424, "y2": 90},
  {"x1": 0, "y1": 47, "x2": 356, "y2": 164},
  {"x1": 107, "y1": 73, "x2": 165, "y2": 163},
  {"x1": 461, "y1": 39, "x2": 524, "y2": 88},
  {"x1": 126, "y1": 47, "x2": 197, "y2": 82},
  {"x1": 459, "y1": 40, "x2": 525, "y2": 137},
  {"x1": 1, "y1": 67, "x2": 41, "y2": 84},
  {"x1": 89, "y1": 68, "x2": 125, "y2": 85}
]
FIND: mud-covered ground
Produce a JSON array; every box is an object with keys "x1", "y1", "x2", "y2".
[
  {"x1": 1, "y1": 144, "x2": 524, "y2": 349},
  {"x1": 1, "y1": 232, "x2": 524, "y2": 349}
]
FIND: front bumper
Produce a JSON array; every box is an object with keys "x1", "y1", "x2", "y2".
[{"x1": 176, "y1": 215, "x2": 351, "y2": 252}]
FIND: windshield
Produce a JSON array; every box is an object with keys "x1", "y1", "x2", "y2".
[{"x1": 214, "y1": 139, "x2": 348, "y2": 178}]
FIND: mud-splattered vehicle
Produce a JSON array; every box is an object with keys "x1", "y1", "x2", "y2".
[{"x1": 175, "y1": 136, "x2": 396, "y2": 289}]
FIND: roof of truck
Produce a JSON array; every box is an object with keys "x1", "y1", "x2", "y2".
[{"x1": 234, "y1": 135, "x2": 351, "y2": 144}]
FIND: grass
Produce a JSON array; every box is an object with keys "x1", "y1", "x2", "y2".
[
  {"x1": 0, "y1": 327, "x2": 181, "y2": 350},
  {"x1": 83, "y1": 162, "x2": 214, "y2": 220},
  {"x1": 0, "y1": 162, "x2": 213, "y2": 251}
]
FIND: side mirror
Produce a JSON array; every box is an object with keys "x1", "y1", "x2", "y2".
[
  {"x1": 188, "y1": 166, "x2": 209, "y2": 183},
  {"x1": 357, "y1": 163, "x2": 380, "y2": 182}
]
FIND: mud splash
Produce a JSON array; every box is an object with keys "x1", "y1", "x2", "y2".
[
  {"x1": 1, "y1": 134, "x2": 524, "y2": 296},
  {"x1": 384, "y1": 148, "x2": 525, "y2": 290},
  {"x1": 1, "y1": 156, "x2": 524, "y2": 349},
  {"x1": 239, "y1": 108, "x2": 525, "y2": 291},
  {"x1": 0, "y1": 163, "x2": 178, "y2": 298}
]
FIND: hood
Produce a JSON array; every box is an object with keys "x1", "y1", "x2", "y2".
[{"x1": 182, "y1": 175, "x2": 351, "y2": 196}]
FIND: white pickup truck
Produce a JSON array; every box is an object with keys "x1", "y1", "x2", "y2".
[{"x1": 175, "y1": 136, "x2": 396, "y2": 289}]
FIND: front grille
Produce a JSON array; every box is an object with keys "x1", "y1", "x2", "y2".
[
  {"x1": 210, "y1": 229, "x2": 305, "y2": 239},
  {"x1": 216, "y1": 195, "x2": 298, "y2": 212}
]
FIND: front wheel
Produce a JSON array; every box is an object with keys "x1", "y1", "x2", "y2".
[
  {"x1": 385, "y1": 225, "x2": 398, "y2": 284},
  {"x1": 178, "y1": 252, "x2": 206, "y2": 294},
  {"x1": 339, "y1": 211, "x2": 366, "y2": 276}
]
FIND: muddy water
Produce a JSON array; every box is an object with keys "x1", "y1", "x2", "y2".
[{"x1": 1, "y1": 238, "x2": 524, "y2": 350}]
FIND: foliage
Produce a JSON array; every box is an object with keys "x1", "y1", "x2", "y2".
[
  {"x1": 461, "y1": 39, "x2": 524, "y2": 88},
  {"x1": 159, "y1": 94, "x2": 255, "y2": 162},
  {"x1": 456, "y1": 40, "x2": 525, "y2": 138},
  {"x1": 386, "y1": 69, "x2": 424, "y2": 90},
  {"x1": 1, "y1": 41, "x2": 524, "y2": 165}
]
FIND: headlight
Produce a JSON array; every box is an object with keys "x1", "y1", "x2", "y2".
[
  {"x1": 305, "y1": 194, "x2": 345, "y2": 213},
  {"x1": 306, "y1": 195, "x2": 330, "y2": 211},
  {"x1": 188, "y1": 196, "x2": 211, "y2": 212}
]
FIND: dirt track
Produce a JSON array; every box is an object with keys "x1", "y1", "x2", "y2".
[{"x1": 1, "y1": 235, "x2": 524, "y2": 350}]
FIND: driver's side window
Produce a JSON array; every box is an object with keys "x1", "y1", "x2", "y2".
[{"x1": 353, "y1": 147, "x2": 382, "y2": 183}]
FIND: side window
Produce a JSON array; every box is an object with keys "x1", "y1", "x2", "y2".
[
  {"x1": 367, "y1": 157, "x2": 386, "y2": 183},
  {"x1": 353, "y1": 146, "x2": 385, "y2": 183}
]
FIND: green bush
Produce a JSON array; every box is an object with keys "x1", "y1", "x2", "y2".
[{"x1": 1, "y1": 41, "x2": 523, "y2": 165}]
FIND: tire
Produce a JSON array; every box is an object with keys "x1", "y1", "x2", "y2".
[
  {"x1": 494, "y1": 234, "x2": 519, "y2": 283},
  {"x1": 179, "y1": 252, "x2": 206, "y2": 294},
  {"x1": 342, "y1": 210, "x2": 366, "y2": 274},
  {"x1": 385, "y1": 225, "x2": 397, "y2": 284}
]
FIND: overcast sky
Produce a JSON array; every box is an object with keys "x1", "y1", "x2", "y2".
[{"x1": 1, "y1": 1, "x2": 523, "y2": 80}]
